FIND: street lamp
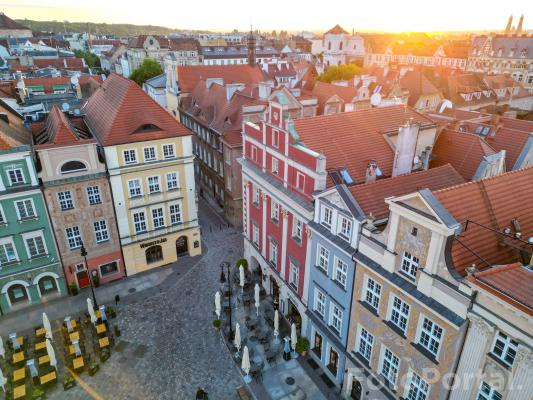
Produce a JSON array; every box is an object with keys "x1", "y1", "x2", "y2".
[
  {"x1": 220, "y1": 261, "x2": 232, "y2": 338},
  {"x1": 80, "y1": 241, "x2": 98, "y2": 309}
]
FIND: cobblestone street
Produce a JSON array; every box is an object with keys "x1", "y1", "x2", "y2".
[{"x1": 41, "y1": 199, "x2": 247, "y2": 400}]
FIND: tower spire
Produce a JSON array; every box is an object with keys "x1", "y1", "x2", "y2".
[
  {"x1": 505, "y1": 15, "x2": 513, "y2": 33},
  {"x1": 516, "y1": 14, "x2": 524, "y2": 33},
  {"x1": 247, "y1": 24, "x2": 256, "y2": 67}
]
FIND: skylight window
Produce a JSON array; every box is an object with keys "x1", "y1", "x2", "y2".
[{"x1": 339, "y1": 168, "x2": 354, "y2": 185}]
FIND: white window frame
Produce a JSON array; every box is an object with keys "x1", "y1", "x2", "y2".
[
  {"x1": 400, "y1": 251, "x2": 419, "y2": 280},
  {"x1": 316, "y1": 244, "x2": 329, "y2": 272},
  {"x1": 128, "y1": 179, "x2": 142, "y2": 198},
  {"x1": 0, "y1": 204, "x2": 5, "y2": 224},
  {"x1": 490, "y1": 331, "x2": 519, "y2": 367},
  {"x1": 0, "y1": 236, "x2": 18, "y2": 264},
  {"x1": 289, "y1": 262, "x2": 299, "y2": 290},
  {"x1": 22, "y1": 231, "x2": 48, "y2": 259},
  {"x1": 292, "y1": 217, "x2": 302, "y2": 242},
  {"x1": 252, "y1": 223, "x2": 259, "y2": 247},
  {"x1": 268, "y1": 239, "x2": 277, "y2": 265},
  {"x1": 162, "y1": 143, "x2": 176, "y2": 159},
  {"x1": 147, "y1": 175, "x2": 161, "y2": 194},
  {"x1": 476, "y1": 381, "x2": 503, "y2": 400},
  {"x1": 404, "y1": 370, "x2": 430, "y2": 400},
  {"x1": 253, "y1": 187, "x2": 260, "y2": 205},
  {"x1": 7, "y1": 168, "x2": 25, "y2": 185},
  {"x1": 272, "y1": 129, "x2": 279, "y2": 148},
  {"x1": 151, "y1": 207, "x2": 165, "y2": 229},
  {"x1": 86, "y1": 186, "x2": 101, "y2": 205},
  {"x1": 333, "y1": 257, "x2": 348, "y2": 288},
  {"x1": 329, "y1": 303, "x2": 343, "y2": 334},
  {"x1": 65, "y1": 226, "x2": 83, "y2": 250},
  {"x1": 143, "y1": 146, "x2": 157, "y2": 162},
  {"x1": 270, "y1": 201, "x2": 279, "y2": 222},
  {"x1": 417, "y1": 316, "x2": 444, "y2": 358},
  {"x1": 322, "y1": 206, "x2": 333, "y2": 227},
  {"x1": 356, "y1": 325, "x2": 374, "y2": 362},
  {"x1": 57, "y1": 191, "x2": 74, "y2": 211},
  {"x1": 271, "y1": 157, "x2": 279, "y2": 175},
  {"x1": 133, "y1": 211, "x2": 147, "y2": 234},
  {"x1": 314, "y1": 288, "x2": 326, "y2": 317},
  {"x1": 251, "y1": 145, "x2": 258, "y2": 162},
  {"x1": 364, "y1": 276, "x2": 382, "y2": 311},
  {"x1": 93, "y1": 220, "x2": 109, "y2": 243},
  {"x1": 123, "y1": 149, "x2": 138, "y2": 164},
  {"x1": 388, "y1": 295, "x2": 410, "y2": 334},
  {"x1": 166, "y1": 172, "x2": 179, "y2": 191},
  {"x1": 169, "y1": 202, "x2": 182, "y2": 225},
  {"x1": 296, "y1": 171, "x2": 305, "y2": 191},
  {"x1": 379, "y1": 347, "x2": 400, "y2": 386},
  {"x1": 15, "y1": 198, "x2": 36, "y2": 219},
  {"x1": 339, "y1": 216, "x2": 352, "y2": 241}
]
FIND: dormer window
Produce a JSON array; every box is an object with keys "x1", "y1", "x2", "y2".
[
  {"x1": 60, "y1": 160, "x2": 87, "y2": 174},
  {"x1": 322, "y1": 207, "x2": 333, "y2": 227},
  {"x1": 339, "y1": 217, "x2": 352, "y2": 241},
  {"x1": 134, "y1": 123, "x2": 161, "y2": 133}
]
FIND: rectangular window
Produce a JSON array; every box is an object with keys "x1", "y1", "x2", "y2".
[
  {"x1": 292, "y1": 217, "x2": 302, "y2": 242},
  {"x1": 271, "y1": 201, "x2": 279, "y2": 222},
  {"x1": 133, "y1": 211, "x2": 147, "y2": 234},
  {"x1": 0, "y1": 206, "x2": 4, "y2": 224},
  {"x1": 365, "y1": 277, "x2": 381, "y2": 311},
  {"x1": 143, "y1": 146, "x2": 156, "y2": 161},
  {"x1": 491, "y1": 332, "x2": 518, "y2": 367},
  {"x1": 169, "y1": 203, "x2": 182, "y2": 225},
  {"x1": 358, "y1": 327, "x2": 374, "y2": 362},
  {"x1": 271, "y1": 158, "x2": 279, "y2": 175},
  {"x1": 100, "y1": 261, "x2": 119, "y2": 277},
  {"x1": 15, "y1": 199, "x2": 36, "y2": 219},
  {"x1": 253, "y1": 187, "x2": 260, "y2": 205},
  {"x1": 290, "y1": 262, "x2": 299, "y2": 290},
  {"x1": 314, "y1": 289, "x2": 326, "y2": 317},
  {"x1": 477, "y1": 382, "x2": 502, "y2": 400},
  {"x1": 406, "y1": 371, "x2": 430, "y2": 400},
  {"x1": 128, "y1": 179, "x2": 142, "y2": 197},
  {"x1": 162, "y1": 144, "x2": 175, "y2": 158},
  {"x1": 269, "y1": 240, "x2": 277, "y2": 265},
  {"x1": 334, "y1": 258, "x2": 348, "y2": 288},
  {"x1": 316, "y1": 244, "x2": 329, "y2": 272},
  {"x1": 400, "y1": 251, "x2": 419, "y2": 280},
  {"x1": 152, "y1": 208, "x2": 165, "y2": 229},
  {"x1": 8, "y1": 169, "x2": 24, "y2": 185},
  {"x1": 65, "y1": 226, "x2": 82, "y2": 250},
  {"x1": 272, "y1": 130, "x2": 279, "y2": 147},
  {"x1": 86, "y1": 186, "x2": 101, "y2": 205},
  {"x1": 93, "y1": 220, "x2": 109, "y2": 243},
  {"x1": 329, "y1": 304, "x2": 343, "y2": 334},
  {"x1": 251, "y1": 146, "x2": 257, "y2": 162},
  {"x1": 25, "y1": 234, "x2": 46, "y2": 258},
  {"x1": 166, "y1": 172, "x2": 179, "y2": 190},
  {"x1": 339, "y1": 217, "x2": 352, "y2": 241},
  {"x1": 57, "y1": 191, "x2": 74, "y2": 211},
  {"x1": 390, "y1": 296, "x2": 410, "y2": 334},
  {"x1": 381, "y1": 348, "x2": 400, "y2": 385},
  {"x1": 419, "y1": 317, "x2": 443, "y2": 357},
  {"x1": 296, "y1": 172, "x2": 305, "y2": 191},
  {"x1": 322, "y1": 207, "x2": 333, "y2": 227},
  {"x1": 252, "y1": 224, "x2": 259, "y2": 247},
  {"x1": 148, "y1": 176, "x2": 161, "y2": 194},
  {"x1": 0, "y1": 239, "x2": 17, "y2": 264},
  {"x1": 123, "y1": 149, "x2": 137, "y2": 164}
]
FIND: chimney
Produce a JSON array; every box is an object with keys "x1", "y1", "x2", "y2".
[
  {"x1": 259, "y1": 81, "x2": 272, "y2": 100},
  {"x1": 392, "y1": 118, "x2": 420, "y2": 177},
  {"x1": 75, "y1": 82, "x2": 82, "y2": 99},
  {"x1": 516, "y1": 15, "x2": 524, "y2": 33},
  {"x1": 365, "y1": 163, "x2": 377, "y2": 183},
  {"x1": 505, "y1": 15, "x2": 513, "y2": 33}
]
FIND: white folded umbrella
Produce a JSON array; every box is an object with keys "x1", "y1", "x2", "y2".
[
  {"x1": 291, "y1": 323, "x2": 298, "y2": 357},
  {"x1": 242, "y1": 346, "x2": 251, "y2": 383},
  {"x1": 215, "y1": 291, "x2": 221, "y2": 319},
  {"x1": 87, "y1": 298, "x2": 96, "y2": 325},
  {"x1": 239, "y1": 265, "x2": 245, "y2": 288},
  {"x1": 0, "y1": 366, "x2": 6, "y2": 392},
  {"x1": 43, "y1": 312, "x2": 52, "y2": 340},
  {"x1": 254, "y1": 284, "x2": 260, "y2": 315},
  {"x1": 46, "y1": 339, "x2": 57, "y2": 368},
  {"x1": 0, "y1": 336, "x2": 4, "y2": 359},
  {"x1": 234, "y1": 323, "x2": 241, "y2": 355}
]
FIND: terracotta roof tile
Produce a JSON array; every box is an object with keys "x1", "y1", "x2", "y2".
[
  {"x1": 22, "y1": 75, "x2": 102, "y2": 95},
  {"x1": 349, "y1": 164, "x2": 464, "y2": 220},
  {"x1": 431, "y1": 129, "x2": 497, "y2": 180},
  {"x1": 83, "y1": 73, "x2": 189, "y2": 146},
  {"x1": 293, "y1": 105, "x2": 436, "y2": 184},
  {"x1": 32, "y1": 57, "x2": 85, "y2": 70},
  {"x1": 0, "y1": 13, "x2": 30, "y2": 30},
  {"x1": 325, "y1": 25, "x2": 349, "y2": 35},
  {"x1": 34, "y1": 106, "x2": 94, "y2": 148},
  {"x1": 177, "y1": 64, "x2": 265, "y2": 93},
  {"x1": 433, "y1": 167, "x2": 533, "y2": 276}
]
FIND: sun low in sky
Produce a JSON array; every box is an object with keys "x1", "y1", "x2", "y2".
[{"x1": 3, "y1": 0, "x2": 532, "y2": 32}]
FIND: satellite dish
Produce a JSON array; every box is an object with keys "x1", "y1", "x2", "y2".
[
  {"x1": 61, "y1": 103, "x2": 70, "y2": 112},
  {"x1": 74, "y1": 109, "x2": 81, "y2": 116},
  {"x1": 70, "y1": 75, "x2": 79, "y2": 85},
  {"x1": 438, "y1": 99, "x2": 453, "y2": 113},
  {"x1": 101, "y1": 74, "x2": 107, "y2": 81},
  {"x1": 370, "y1": 92, "x2": 382, "y2": 107}
]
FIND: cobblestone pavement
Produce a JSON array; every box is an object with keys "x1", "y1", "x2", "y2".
[{"x1": 40, "y1": 200, "x2": 248, "y2": 400}]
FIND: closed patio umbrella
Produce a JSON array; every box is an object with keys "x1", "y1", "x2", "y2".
[
  {"x1": 0, "y1": 336, "x2": 4, "y2": 359},
  {"x1": 291, "y1": 323, "x2": 298, "y2": 359},
  {"x1": 234, "y1": 323, "x2": 241, "y2": 357},
  {"x1": 45, "y1": 339, "x2": 57, "y2": 368},
  {"x1": 43, "y1": 312, "x2": 52, "y2": 340},
  {"x1": 273, "y1": 310, "x2": 280, "y2": 344},
  {"x1": 214, "y1": 291, "x2": 221, "y2": 319},
  {"x1": 0, "y1": 366, "x2": 5, "y2": 392},
  {"x1": 254, "y1": 284, "x2": 260, "y2": 316},
  {"x1": 241, "y1": 346, "x2": 251, "y2": 383},
  {"x1": 239, "y1": 265, "x2": 245, "y2": 290},
  {"x1": 87, "y1": 298, "x2": 96, "y2": 325}
]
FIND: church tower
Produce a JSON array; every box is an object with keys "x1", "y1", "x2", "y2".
[
  {"x1": 517, "y1": 15, "x2": 524, "y2": 33},
  {"x1": 505, "y1": 15, "x2": 513, "y2": 33},
  {"x1": 247, "y1": 28, "x2": 256, "y2": 67}
]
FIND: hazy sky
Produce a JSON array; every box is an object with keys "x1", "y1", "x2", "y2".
[{"x1": 3, "y1": 0, "x2": 532, "y2": 32}]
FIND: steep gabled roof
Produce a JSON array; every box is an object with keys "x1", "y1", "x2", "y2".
[
  {"x1": 0, "y1": 13, "x2": 30, "y2": 31},
  {"x1": 400, "y1": 70, "x2": 441, "y2": 107},
  {"x1": 83, "y1": 73, "x2": 189, "y2": 146},
  {"x1": 34, "y1": 106, "x2": 93, "y2": 148},
  {"x1": 325, "y1": 25, "x2": 349, "y2": 35},
  {"x1": 177, "y1": 64, "x2": 265, "y2": 93},
  {"x1": 431, "y1": 129, "x2": 497, "y2": 180},
  {"x1": 311, "y1": 81, "x2": 359, "y2": 113},
  {"x1": 349, "y1": 164, "x2": 465, "y2": 220},
  {"x1": 433, "y1": 167, "x2": 533, "y2": 276}
]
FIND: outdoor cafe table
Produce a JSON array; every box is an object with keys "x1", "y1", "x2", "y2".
[
  {"x1": 35, "y1": 341, "x2": 46, "y2": 352},
  {"x1": 38, "y1": 354, "x2": 50, "y2": 366},
  {"x1": 99, "y1": 337, "x2": 110, "y2": 348},
  {"x1": 13, "y1": 367, "x2": 25, "y2": 383},
  {"x1": 10, "y1": 335, "x2": 23, "y2": 347},
  {"x1": 69, "y1": 331, "x2": 80, "y2": 342},
  {"x1": 68, "y1": 344, "x2": 79, "y2": 356},
  {"x1": 73, "y1": 356, "x2": 84, "y2": 371},
  {"x1": 96, "y1": 309, "x2": 102, "y2": 319},
  {"x1": 13, "y1": 384, "x2": 25, "y2": 400},
  {"x1": 96, "y1": 323, "x2": 107, "y2": 334},
  {"x1": 12, "y1": 351, "x2": 24, "y2": 364},
  {"x1": 64, "y1": 318, "x2": 77, "y2": 330},
  {"x1": 35, "y1": 327, "x2": 46, "y2": 337},
  {"x1": 40, "y1": 371, "x2": 56, "y2": 385}
]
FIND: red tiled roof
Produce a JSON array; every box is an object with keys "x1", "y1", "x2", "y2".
[
  {"x1": 0, "y1": 13, "x2": 29, "y2": 30},
  {"x1": 325, "y1": 25, "x2": 349, "y2": 35},
  {"x1": 349, "y1": 164, "x2": 464, "y2": 220},
  {"x1": 177, "y1": 64, "x2": 265, "y2": 93},
  {"x1": 128, "y1": 35, "x2": 169, "y2": 49},
  {"x1": 470, "y1": 263, "x2": 533, "y2": 311},
  {"x1": 431, "y1": 129, "x2": 497, "y2": 180},
  {"x1": 433, "y1": 167, "x2": 533, "y2": 276},
  {"x1": 293, "y1": 105, "x2": 436, "y2": 184},
  {"x1": 311, "y1": 82, "x2": 358, "y2": 113},
  {"x1": 83, "y1": 73, "x2": 189, "y2": 146},
  {"x1": 22, "y1": 75, "x2": 102, "y2": 95},
  {"x1": 399, "y1": 70, "x2": 440, "y2": 107},
  {"x1": 35, "y1": 106, "x2": 94, "y2": 148},
  {"x1": 220, "y1": 130, "x2": 243, "y2": 148},
  {"x1": 33, "y1": 58, "x2": 85, "y2": 70},
  {"x1": 486, "y1": 126, "x2": 530, "y2": 168},
  {"x1": 169, "y1": 38, "x2": 200, "y2": 52}
]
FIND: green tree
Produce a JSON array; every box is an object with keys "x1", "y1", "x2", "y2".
[
  {"x1": 316, "y1": 63, "x2": 363, "y2": 83},
  {"x1": 74, "y1": 50, "x2": 100, "y2": 68},
  {"x1": 129, "y1": 58, "x2": 163, "y2": 86}
]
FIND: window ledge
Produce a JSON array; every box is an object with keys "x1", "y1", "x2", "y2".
[
  {"x1": 487, "y1": 352, "x2": 512, "y2": 371},
  {"x1": 410, "y1": 342, "x2": 439, "y2": 365},
  {"x1": 383, "y1": 320, "x2": 407, "y2": 340},
  {"x1": 18, "y1": 216, "x2": 39, "y2": 222},
  {"x1": 292, "y1": 236, "x2": 302, "y2": 246},
  {"x1": 358, "y1": 300, "x2": 380, "y2": 318},
  {"x1": 129, "y1": 195, "x2": 143, "y2": 200},
  {"x1": 89, "y1": 202, "x2": 102, "y2": 206},
  {"x1": 332, "y1": 279, "x2": 347, "y2": 292},
  {"x1": 29, "y1": 254, "x2": 49, "y2": 260},
  {"x1": 316, "y1": 265, "x2": 329, "y2": 277},
  {"x1": 398, "y1": 270, "x2": 417, "y2": 282},
  {"x1": 96, "y1": 239, "x2": 110, "y2": 244},
  {"x1": 351, "y1": 351, "x2": 371, "y2": 369},
  {"x1": 167, "y1": 187, "x2": 180, "y2": 192}
]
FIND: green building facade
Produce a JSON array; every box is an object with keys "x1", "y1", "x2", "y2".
[{"x1": 0, "y1": 144, "x2": 66, "y2": 314}]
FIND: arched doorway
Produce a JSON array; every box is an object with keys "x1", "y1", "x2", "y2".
[
  {"x1": 38, "y1": 276, "x2": 58, "y2": 296},
  {"x1": 287, "y1": 298, "x2": 302, "y2": 333},
  {"x1": 7, "y1": 284, "x2": 29, "y2": 306},
  {"x1": 176, "y1": 236, "x2": 188, "y2": 257},
  {"x1": 269, "y1": 276, "x2": 280, "y2": 310},
  {"x1": 351, "y1": 379, "x2": 362, "y2": 400},
  {"x1": 146, "y1": 245, "x2": 163, "y2": 264},
  {"x1": 250, "y1": 256, "x2": 262, "y2": 283}
]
